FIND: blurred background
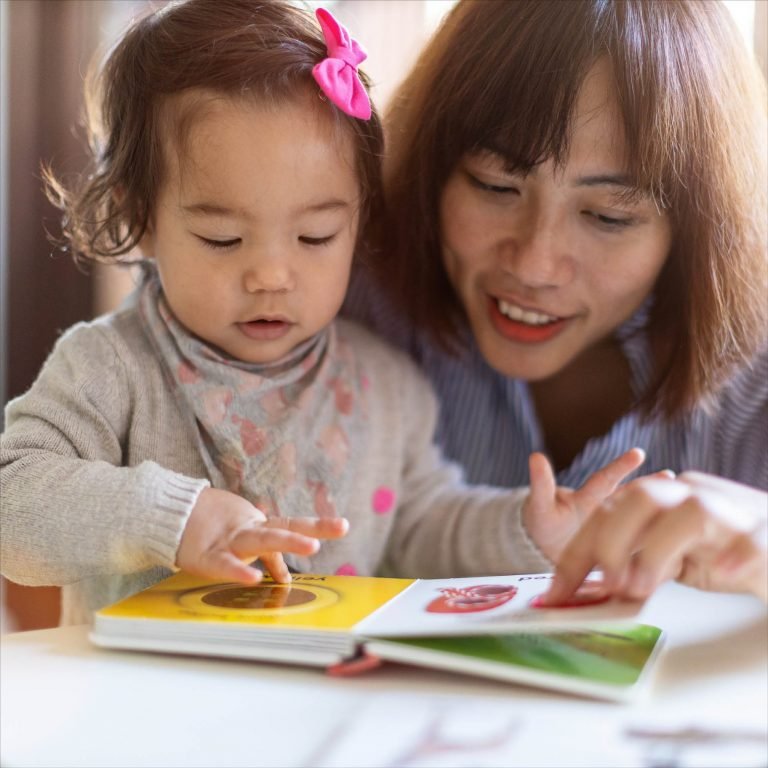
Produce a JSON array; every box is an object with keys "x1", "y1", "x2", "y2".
[{"x1": 1, "y1": 0, "x2": 765, "y2": 633}]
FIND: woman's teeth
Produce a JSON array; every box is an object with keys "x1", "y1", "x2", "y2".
[{"x1": 497, "y1": 299, "x2": 558, "y2": 326}]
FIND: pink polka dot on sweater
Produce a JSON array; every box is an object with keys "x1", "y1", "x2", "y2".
[
  {"x1": 372, "y1": 486, "x2": 396, "y2": 514},
  {"x1": 335, "y1": 563, "x2": 357, "y2": 576}
]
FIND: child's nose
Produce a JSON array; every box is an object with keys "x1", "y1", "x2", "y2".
[{"x1": 242, "y1": 257, "x2": 294, "y2": 293}]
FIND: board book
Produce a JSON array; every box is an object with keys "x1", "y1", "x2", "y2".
[{"x1": 90, "y1": 571, "x2": 663, "y2": 702}]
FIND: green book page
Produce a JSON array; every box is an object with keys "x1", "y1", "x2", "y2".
[{"x1": 377, "y1": 623, "x2": 663, "y2": 688}]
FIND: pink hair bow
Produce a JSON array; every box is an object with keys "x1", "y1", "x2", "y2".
[{"x1": 312, "y1": 7, "x2": 372, "y2": 120}]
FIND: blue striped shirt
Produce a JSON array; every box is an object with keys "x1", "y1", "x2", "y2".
[{"x1": 344, "y1": 269, "x2": 768, "y2": 491}]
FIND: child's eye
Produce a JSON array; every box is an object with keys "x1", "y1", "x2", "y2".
[
  {"x1": 466, "y1": 172, "x2": 519, "y2": 195},
  {"x1": 299, "y1": 234, "x2": 336, "y2": 247},
  {"x1": 196, "y1": 235, "x2": 241, "y2": 250},
  {"x1": 584, "y1": 211, "x2": 635, "y2": 231}
]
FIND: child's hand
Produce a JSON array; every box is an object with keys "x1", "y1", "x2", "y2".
[
  {"x1": 177, "y1": 488, "x2": 349, "y2": 584},
  {"x1": 523, "y1": 448, "x2": 646, "y2": 563}
]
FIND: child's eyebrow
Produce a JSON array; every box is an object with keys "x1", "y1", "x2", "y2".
[
  {"x1": 299, "y1": 199, "x2": 352, "y2": 214},
  {"x1": 182, "y1": 203, "x2": 250, "y2": 219},
  {"x1": 181, "y1": 199, "x2": 352, "y2": 219}
]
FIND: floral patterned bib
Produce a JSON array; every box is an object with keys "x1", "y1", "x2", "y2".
[{"x1": 138, "y1": 273, "x2": 366, "y2": 521}]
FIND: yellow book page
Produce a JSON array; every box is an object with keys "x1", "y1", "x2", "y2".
[{"x1": 96, "y1": 572, "x2": 414, "y2": 632}]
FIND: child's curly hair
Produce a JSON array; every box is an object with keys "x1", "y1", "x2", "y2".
[{"x1": 44, "y1": 0, "x2": 384, "y2": 266}]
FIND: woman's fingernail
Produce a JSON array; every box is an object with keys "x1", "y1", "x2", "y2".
[{"x1": 539, "y1": 579, "x2": 563, "y2": 605}]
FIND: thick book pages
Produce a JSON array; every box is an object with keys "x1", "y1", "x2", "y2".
[
  {"x1": 92, "y1": 572, "x2": 412, "y2": 666},
  {"x1": 91, "y1": 571, "x2": 661, "y2": 701},
  {"x1": 364, "y1": 625, "x2": 664, "y2": 703}
]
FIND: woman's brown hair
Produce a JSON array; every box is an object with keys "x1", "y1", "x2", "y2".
[
  {"x1": 45, "y1": 0, "x2": 384, "y2": 265},
  {"x1": 382, "y1": 0, "x2": 767, "y2": 420}
]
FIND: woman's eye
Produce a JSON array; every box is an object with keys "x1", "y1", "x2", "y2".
[
  {"x1": 196, "y1": 235, "x2": 241, "y2": 250},
  {"x1": 299, "y1": 234, "x2": 335, "y2": 247},
  {"x1": 584, "y1": 211, "x2": 635, "y2": 230},
  {"x1": 466, "y1": 173, "x2": 519, "y2": 195}
]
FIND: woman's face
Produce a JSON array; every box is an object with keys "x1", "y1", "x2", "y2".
[{"x1": 439, "y1": 60, "x2": 672, "y2": 381}]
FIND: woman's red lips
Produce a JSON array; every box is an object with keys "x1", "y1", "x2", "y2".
[{"x1": 489, "y1": 297, "x2": 569, "y2": 343}]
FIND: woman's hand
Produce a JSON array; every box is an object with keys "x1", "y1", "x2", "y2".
[
  {"x1": 542, "y1": 472, "x2": 768, "y2": 605},
  {"x1": 523, "y1": 447, "x2": 646, "y2": 563},
  {"x1": 177, "y1": 487, "x2": 349, "y2": 584}
]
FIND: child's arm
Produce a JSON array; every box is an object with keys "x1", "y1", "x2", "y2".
[
  {"x1": 0, "y1": 323, "x2": 205, "y2": 585},
  {"x1": 379, "y1": 356, "x2": 644, "y2": 578},
  {"x1": 0, "y1": 320, "x2": 346, "y2": 587}
]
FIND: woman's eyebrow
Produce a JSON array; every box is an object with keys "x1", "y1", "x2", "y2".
[
  {"x1": 469, "y1": 150, "x2": 645, "y2": 198},
  {"x1": 574, "y1": 174, "x2": 638, "y2": 190}
]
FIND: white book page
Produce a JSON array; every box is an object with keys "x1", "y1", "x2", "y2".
[{"x1": 355, "y1": 573, "x2": 645, "y2": 638}]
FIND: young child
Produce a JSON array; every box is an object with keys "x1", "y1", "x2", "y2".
[{"x1": 0, "y1": 0, "x2": 644, "y2": 625}]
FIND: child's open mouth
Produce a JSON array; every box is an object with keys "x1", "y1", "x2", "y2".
[{"x1": 237, "y1": 319, "x2": 292, "y2": 341}]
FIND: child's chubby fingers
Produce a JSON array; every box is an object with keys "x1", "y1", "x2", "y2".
[
  {"x1": 575, "y1": 447, "x2": 646, "y2": 507},
  {"x1": 525, "y1": 452, "x2": 557, "y2": 513},
  {"x1": 229, "y1": 526, "x2": 322, "y2": 561},
  {"x1": 263, "y1": 515, "x2": 350, "y2": 539},
  {"x1": 223, "y1": 518, "x2": 349, "y2": 577},
  {"x1": 259, "y1": 552, "x2": 292, "y2": 584},
  {"x1": 248, "y1": 520, "x2": 350, "y2": 584},
  {"x1": 193, "y1": 550, "x2": 265, "y2": 585}
]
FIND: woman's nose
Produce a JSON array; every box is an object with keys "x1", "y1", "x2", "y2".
[{"x1": 500, "y1": 208, "x2": 574, "y2": 287}]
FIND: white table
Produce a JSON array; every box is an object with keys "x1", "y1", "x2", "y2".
[{"x1": 2, "y1": 582, "x2": 767, "y2": 768}]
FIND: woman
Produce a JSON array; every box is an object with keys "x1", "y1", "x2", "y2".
[{"x1": 346, "y1": 0, "x2": 768, "y2": 601}]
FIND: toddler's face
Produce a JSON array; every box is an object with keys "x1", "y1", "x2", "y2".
[{"x1": 141, "y1": 92, "x2": 360, "y2": 364}]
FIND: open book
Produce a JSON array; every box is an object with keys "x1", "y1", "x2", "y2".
[{"x1": 90, "y1": 571, "x2": 663, "y2": 702}]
